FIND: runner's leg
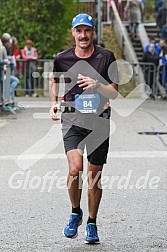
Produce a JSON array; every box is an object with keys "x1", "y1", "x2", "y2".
[
  {"x1": 66, "y1": 149, "x2": 83, "y2": 208},
  {"x1": 87, "y1": 163, "x2": 103, "y2": 219}
]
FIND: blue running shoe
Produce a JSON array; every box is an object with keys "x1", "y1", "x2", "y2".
[
  {"x1": 63, "y1": 209, "x2": 83, "y2": 238},
  {"x1": 85, "y1": 223, "x2": 100, "y2": 244}
]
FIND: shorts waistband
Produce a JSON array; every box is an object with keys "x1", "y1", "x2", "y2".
[{"x1": 64, "y1": 107, "x2": 75, "y2": 113}]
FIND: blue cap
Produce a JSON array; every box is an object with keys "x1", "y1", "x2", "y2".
[{"x1": 72, "y1": 13, "x2": 94, "y2": 28}]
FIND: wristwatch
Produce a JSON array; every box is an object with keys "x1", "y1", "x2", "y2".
[{"x1": 95, "y1": 80, "x2": 101, "y2": 89}]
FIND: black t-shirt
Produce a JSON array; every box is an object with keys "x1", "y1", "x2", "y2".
[{"x1": 53, "y1": 45, "x2": 117, "y2": 129}]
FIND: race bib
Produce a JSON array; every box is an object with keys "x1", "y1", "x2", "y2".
[{"x1": 75, "y1": 93, "x2": 100, "y2": 113}]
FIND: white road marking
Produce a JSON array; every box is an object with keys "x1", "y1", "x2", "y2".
[{"x1": 0, "y1": 151, "x2": 167, "y2": 161}]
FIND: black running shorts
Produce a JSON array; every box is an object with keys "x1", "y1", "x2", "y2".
[{"x1": 62, "y1": 125, "x2": 109, "y2": 165}]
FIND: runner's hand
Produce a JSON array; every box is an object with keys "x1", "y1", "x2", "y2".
[
  {"x1": 77, "y1": 74, "x2": 96, "y2": 90},
  {"x1": 49, "y1": 104, "x2": 60, "y2": 120}
]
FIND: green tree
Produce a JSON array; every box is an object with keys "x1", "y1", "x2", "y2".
[{"x1": 0, "y1": 0, "x2": 77, "y2": 58}]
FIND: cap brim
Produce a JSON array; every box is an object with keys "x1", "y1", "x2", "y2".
[{"x1": 72, "y1": 22, "x2": 94, "y2": 28}]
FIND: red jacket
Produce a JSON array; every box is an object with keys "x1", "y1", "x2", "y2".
[{"x1": 21, "y1": 46, "x2": 38, "y2": 60}]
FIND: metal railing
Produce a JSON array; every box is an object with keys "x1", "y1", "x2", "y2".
[
  {"x1": 15, "y1": 60, "x2": 157, "y2": 98},
  {"x1": 139, "y1": 62, "x2": 157, "y2": 96},
  {"x1": 156, "y1": 64, "x2": 167, "y2": 98},
  {"x1": 15, "y1": 59, "x2": 53, "y2": 96},
  {"x1": 0, "y1": 64, "x2": 17, "y2": 114},
  {"x1": 0, "y1": 65, "x2": 10, "y2": 102},
  {"x1": 0, "y1": 59, "x2": 162, "y2": 110},
  {"x1": 117, "y1": 62, "x2": 157, "y2": 97}
]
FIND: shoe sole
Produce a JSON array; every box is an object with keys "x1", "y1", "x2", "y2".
[
  {"x1": 62, "y1": 218, "x2": 83, "y2": 239},
  {"x1": 84, "y1": 240, "x2": 100, "y2": 244},
  {"x1": 62, "y1": 230, "x2": 78, "y2": 239}
]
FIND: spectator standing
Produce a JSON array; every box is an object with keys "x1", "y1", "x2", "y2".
[
  {"x1": 155, "y1": 0, "x2": 164, "y2": 18},
  {"x1": 124, "y1": 0, "x2": 144, "y2": 40},
  {"x1": 108, "y1": 0, "x2": 119, "y2": 21},
  {"x1": 144, "y1": 39, "x2": 166, "y2": 56},
  {"x1": 144, "y1": 39, "x2": 166, "y2": 85},
  {"x1": 161, "y1": 47, "x2": 167, "y2": 95},
  {"x1": 0, "y1": 39, "x2": 9, "y2": 65},
  {"x1": 1, "y1": 33, "x2": 19, "y2": 103},
  {"x1": 161, "y1": 19, "x2": 167, "y2": 44},
  {"x1": 157, "y1": 39, "x2": 166, "y2": 57},
  {"x1": 142, "y1": 43, "x2": 160, "y2": 94},
  {"x1": 21, "y1": 40, "x2": 38, "y2": 97},
  {"x1": 156, "y1": 40, "x2": 167, "y2": 85},
  {"x1": 12, "y1": 37, "x2": 21, "y2": 76},
  {"x1": 156, "y1": 0, "x2": 167, "y2": 32},
  {"x1": 0, "y1": 39, "x2": 10, "y2": 100},
  {"x1": 1, "y1": 33, "x2": 12, "y2": 56},
  {"x1": 144, "y1": 39, "x2": 167, "y2": 87},
  {"x1": 140, "y1": 0, "x2": 144, "y2": 22}
]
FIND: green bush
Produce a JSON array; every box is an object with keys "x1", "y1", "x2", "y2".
[{"x1": 0, "y1": 0, "x2": 77, "y2": 58}]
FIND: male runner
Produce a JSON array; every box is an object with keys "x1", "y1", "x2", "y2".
[{"x1": 49, "y1": 13, "x2": 118, "y2": 244}]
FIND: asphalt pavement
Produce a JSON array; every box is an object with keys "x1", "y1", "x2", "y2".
[{"x1": 0, "y1": 97, "x2": 167, "y2": 252}]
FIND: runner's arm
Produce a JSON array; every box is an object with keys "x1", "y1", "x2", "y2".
[
  {"x1": 77, "y1": 74, "x2": 118, "y2": 99},
  {"x1": 96, "y1": 82, "x2": 118, "y2": 99},
  {"x1": 49, "y1": 72, "x2": 60, "y2": 120}
]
